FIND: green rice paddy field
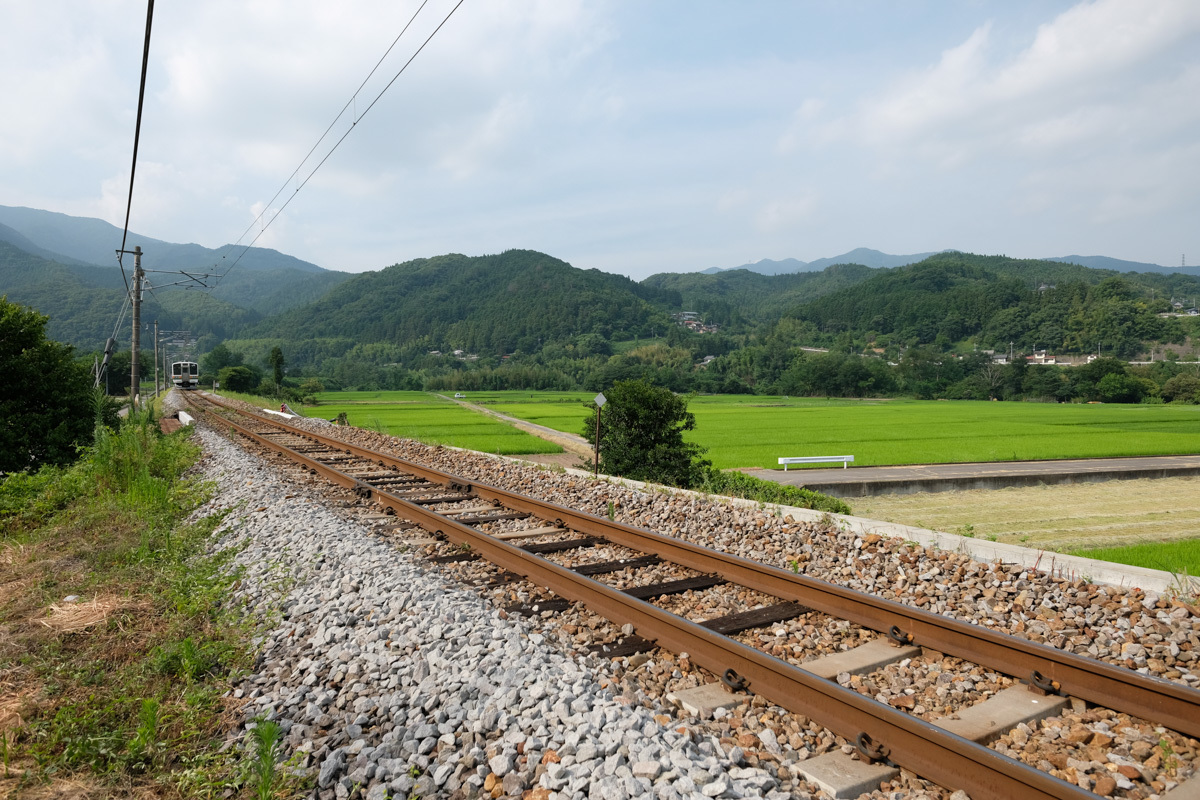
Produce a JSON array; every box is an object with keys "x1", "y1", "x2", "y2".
[
  {"x1": 292, "y1": 390, "x2": 1200, "y2": 575},
  {"x1": 460, "y1": 392, "x2": 1200, "y2": 470},
  {"x1": 309, "y1": 391, "x2": 1200, "y2": 468},
  {"x1": 311, "y1": 391, "x2": 562, "y2": 456}
]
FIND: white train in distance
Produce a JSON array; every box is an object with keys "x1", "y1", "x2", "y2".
[{"x1": 171, "y1": 361, "x2": 199, "y2": 389}]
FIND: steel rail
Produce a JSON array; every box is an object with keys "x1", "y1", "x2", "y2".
[
  {"x1": 198, "y1": 396, "x2": 1200, "y2": 741},
  {"x1": 196, "y1": 399, "x2": 1098, "y2": 800}
]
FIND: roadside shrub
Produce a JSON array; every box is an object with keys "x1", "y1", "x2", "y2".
[{"x1": 701, "y1": 469, "x2": 851, "y2": 514}]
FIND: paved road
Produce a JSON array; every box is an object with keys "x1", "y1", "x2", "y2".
[{"x1": 743, "y1": 454, "x2": 1200, "y2": 496}]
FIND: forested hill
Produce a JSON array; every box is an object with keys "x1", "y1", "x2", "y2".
[
  {"x1": 0, "y1": 239, "x2": 258, "y2": 348},
  {"x1": 785, "y1": 252, "x2": 1200, "y2": 357},
  {"x1": 0, "y1": 205, "x2": 354, "y2": 350},
  {"x1": 641, "y1": 263, "x2": 876, "y2": 326},
  {"x1": 245, "y1": 250, "x2": 677, "y2": 355}
]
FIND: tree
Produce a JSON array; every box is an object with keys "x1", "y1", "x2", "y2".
[
  {"x1": 1161, "y1": 373, "x2": 1200, "y2": 403},
  {"x1": 299, "y1": 378, "x2": 326, "y2": 397},
  {"x1": 268, "y1": 346, "x2": 285, "y2": 387},
  {"x1": 104, "y1": 349, "x2": 153, "y2": 396},
  {"x1": 218, "y1": 365, "x2": 259, "y2": 393},
  {"x1": 0, "y1": 296, "x2": 96, "y2": 472},
  {"x1": 201, "y1": 343, "x2": 243, "y2": 376},
  {"x1": 581, "y1": 379, "x2": 710, "y2": 488}
]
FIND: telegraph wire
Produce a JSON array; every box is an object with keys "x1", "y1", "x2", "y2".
[{"x1": 211, "y1": 0, "x2": 466, "y2": 285}]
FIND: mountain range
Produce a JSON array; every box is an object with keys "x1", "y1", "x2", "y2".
[
  {"x1": 2, "y1": 205, "x2": 1199, "y2": 372},
  {"x1": 706, "y1": 247, "x2": 1198, "y2": 278},
  {"x1": 0, "y1": 205, "x2": 326, "y2": 274},
  {"x1": 703, "y1": 248, "x2": 942, "y2": 275}
]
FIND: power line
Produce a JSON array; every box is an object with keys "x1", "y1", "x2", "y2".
[
  {"x1": 115, "y1": 0, "x2": 156, "y2": 293},
  {"x1": 226, "y1": 0, "x2": 434, "y2": 260},
  {"x1": 211, "y1": 0, "x2": 466, "y2": 286},
  {"x1": 96, "y1": 0, "x2": 154, "y2": 394}
]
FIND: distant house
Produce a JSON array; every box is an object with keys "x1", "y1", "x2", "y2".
[
  {"x1": 674, "y1": 312, "x2": 719, "y2": 334},
  {"x1": 1026, "y1": 350, "x2": 1057, "y2": 365}
]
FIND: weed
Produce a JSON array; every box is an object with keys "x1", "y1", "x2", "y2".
[
  {"x1": 1159, "y1": 738, "x2": 1179, "y2": 773},
  {"x1": 956, "y1": 523, "x2": 976, "y2": 538},
  {"x1": 1167, "y1": 568, "x2": 1200, "y2": 603},
  {"x1": 409, "y1": 764, "x2": 422, "y2": 778},
  {"x1": 249, "y1": 719, "x2": 282, "y2": 800},
  {"x1": 1, "y1": 408, "x2": 250, "y2": 793},
  {"x1": 458, "y1": 541, "x2": 471, "y2": 552},
  {"x1": 152, "y1": 636, "x2": 222, "y2": 682},
  {"x1": 127, "y1": 698, "x2": 161, "y2": 771},
  {"x1": 606, "y1": 500, "x2": 615, "y2": 521},
  {"x1": 986, "y1": 534, "x2": 998, "y2": 542},
  {"x1": 787, "y1": 559, "x2": 800, "y2": 574}
]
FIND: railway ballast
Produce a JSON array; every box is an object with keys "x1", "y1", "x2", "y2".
[{"x1": 182, "y1": 391, "x2": 1200, "y2": 799}]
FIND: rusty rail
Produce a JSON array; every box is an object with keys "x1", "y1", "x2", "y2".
[{"x1": 189, "y1": 393, "x2": 1200, "y2": 799}]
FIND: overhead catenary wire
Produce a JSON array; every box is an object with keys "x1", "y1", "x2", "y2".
[{"x1": 210, "y1": 0, "x2": 466, "y2": 286}]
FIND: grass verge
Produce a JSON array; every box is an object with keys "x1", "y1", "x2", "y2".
[
  {"x1": 1069, "y1": 539, "x2": 1200, "y2": 587},
  {"x1": 701, "y1": 470, "x2": 851, "y2": 515},
  {"x1": 0, "y1": 410, "x2": 285, "y2": 798}
]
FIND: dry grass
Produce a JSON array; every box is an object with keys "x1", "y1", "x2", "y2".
[
  {"x1": 850, "y1": 475, "x2": 1200, "y2": 552},
  {"x1": 39, "y1": 596, "x2": 149, "y2": 634}
]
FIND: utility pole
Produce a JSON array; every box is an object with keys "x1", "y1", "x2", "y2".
[
  {"x1": 124, "y1": 246, "x2": 144, "y2": 405},
  {"x1": 153, "y1": 319, "x2": 159, "y2": 397}
]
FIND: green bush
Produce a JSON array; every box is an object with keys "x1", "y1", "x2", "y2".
[{"x1": 701, "y1": 468, "x2": 851, "y2": 514}]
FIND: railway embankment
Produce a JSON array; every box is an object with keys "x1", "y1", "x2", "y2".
[
  {"x1": 196, "y1": 427, "x2": 793, "y2": 799},
  {"x1": 195, "y1": 392, "x2": 1200, "y2": 799}
]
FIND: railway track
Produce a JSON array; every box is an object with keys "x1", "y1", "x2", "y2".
[{"x1": 183, "y1": 392, "x2": 1200, "y2": 799}]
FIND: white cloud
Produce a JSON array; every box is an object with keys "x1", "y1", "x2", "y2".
[
  {"x1": 841, "y1": 0, "x2": 1200, "y2": 165},
  {"x1": 436, "y1": 94, "x2": 532, "y2": 180},
  {"x1": 755, "y1": 193, "x2": 819, "y2": 233},
  {"x1": 0, "y1": 1, "x2": 1195, "y2": 276}
]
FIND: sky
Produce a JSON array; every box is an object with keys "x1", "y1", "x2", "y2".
[{"x1": 1, "y1": 0, "x2": 1198, "y2": 280}]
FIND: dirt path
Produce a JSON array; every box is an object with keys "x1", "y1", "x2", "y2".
[{"x1": 437, "y1": 395, "x2": 594, "y2": 459}]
